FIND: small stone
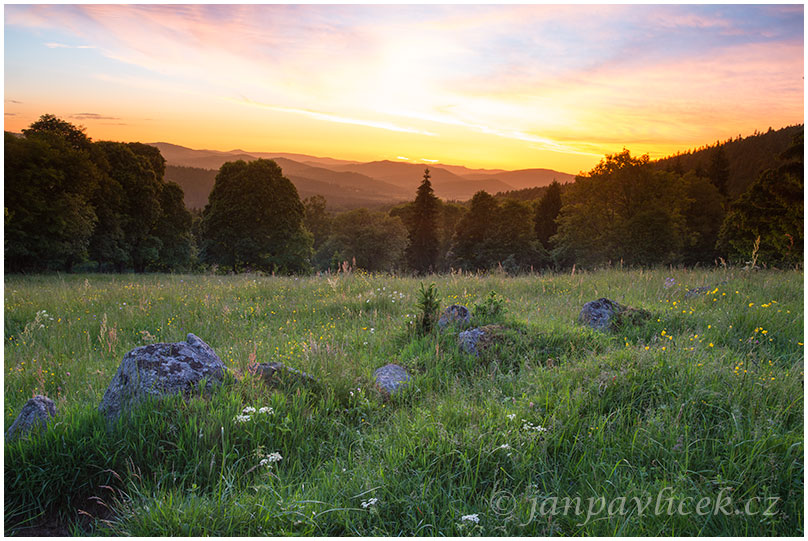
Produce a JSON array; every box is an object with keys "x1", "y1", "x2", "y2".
[
  {"x1": 438, "y1": 304, "x2": 471, "y2": 330},
  {"x1": 458, "y1": 328, "x2": 487, "y2": 355},
  {"x1": 98, "y1": 333, "x2": 227, "y2": 420},
  {"x1": 578, "y1": 298, "x2": 650, "y2": 332},
  {"x1": 248, "y1": 362, "x2": 318, "y2": 388},
  {"x1": 373, "y1": 364, "x2": 409, "y2": 396},
  {"x1": 6, "y1": 395, "x2": 56, "y2": 441},
  {"x1": 458, "y1": 324, "x2": 506, "y2": 356}
]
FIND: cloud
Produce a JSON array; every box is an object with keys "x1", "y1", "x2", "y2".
[
  {"x1": 44, "y1": 42, "x2": 94, "y2": 49},
  {"x1": 71, "y1": 113, "x2": 121, "y2": 120},
  {"x1": 234, "y1": 97, "x2": 437, "y2": 137},
  {"x1": 4, "y1": 99, "x2": 23, "y2": 104},
  {"x1": 5, "y1": 113, "x2": 18, "y2": 116}
]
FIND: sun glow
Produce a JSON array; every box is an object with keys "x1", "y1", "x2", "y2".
[{"x1": 4, "y1": 4, "x2": 803, "y2": 172}]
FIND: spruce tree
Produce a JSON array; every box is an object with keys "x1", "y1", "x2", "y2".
[
  {"x1": 708, "y1": 146, "x2": 730, "y2": 197},
  {"x1": 405, "y1": 168, "x2": 440, "y2": 273},
  {"x1": 534, "y1": 180, "x2": 562, "y2": 250}
]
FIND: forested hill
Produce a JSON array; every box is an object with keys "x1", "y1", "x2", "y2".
[{"x1": 653, "y1": 124, "x2": 803, "y2": 198}]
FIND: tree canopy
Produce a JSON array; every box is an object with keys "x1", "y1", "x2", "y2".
[
  {"x1": 5, "y1": 115, "x2": 194, "y2": 273},
  {"x1": 717, "y1": 132, "x2": 803, "y2": 267},
  {"x1": 200, "y1": 159, "x2": 312, "y2": 273}
]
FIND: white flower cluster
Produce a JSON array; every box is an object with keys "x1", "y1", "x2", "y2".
[
  {"x1": 521, "y1": 419, "x2": 549, "y2": 433},
  {"x1": 361, "y1": 497, "x2": 379, "y2": 508},
  {"x1": 461, "y1": 513, "x2": 480, "y2": 523},
  {"x1": 233, "y1": 405, "x2": 274, "y2": 423},
  {"x1": 506, "y1": 413, "x2": 516, "y2": 420},
  {"x1": 259, "y1": 452, "x2": 283, "y2": 467}
]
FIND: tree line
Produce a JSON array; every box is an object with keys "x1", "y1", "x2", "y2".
[{"x1": 5, "y1": 115, "x2": 803, "y2": 274}]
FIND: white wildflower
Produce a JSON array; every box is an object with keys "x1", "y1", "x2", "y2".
[
  {"x1": 506, "y1": 413, "x2": 516, "y2": 420},
  {"x1": 242, "y1": 406, "x2": 256, "y2": 414},
  {"x1": 259, "y1": 452, "x2": 283, "y2": 466},
  {"x1": 258, "y1": 406, "x2": 274, "y2": 415},
  {"x1": 361, "y1": 497, "x2": 379, "y2": 508},
  {"x1": 522, "y1": 420, "x2": 549, "y2": 433},
  {"x1": 499, "y1": 443, "x2": 511, "y2": 449},
  {"x1": 461, "y1": 513, "x2": 480, "y2": 523},
  {"x1": 233, "y1": 414, "x2": 251, "y2": 423}
]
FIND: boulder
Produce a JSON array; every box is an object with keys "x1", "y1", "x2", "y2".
[
  {"x1": 438, "y1": 304, "x2": 471, "y2": 330},
  {"x1": 6, "y1": 395, "x2": 56, "y2": 441},
  {"x1": 98, "y1": 333, "x2": 227, "y2": 420},
  {"x1": 458, "y1": 324, "x2": 506, "y2": 356},
  {"x1": 248, "y1": 362, "x2": 318, "y2": 388},
  {"x1": 578, "y1": 298, "x2": 650, "y2": 331},
  {"x1": 373, "y1": 364, "x2": 409, "y2": 396}
]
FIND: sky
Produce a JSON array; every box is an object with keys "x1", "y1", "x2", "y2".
[{"x1": 3, "y1": 3, "x2": 804, "y2": 173}]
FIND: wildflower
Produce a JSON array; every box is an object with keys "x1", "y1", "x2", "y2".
[
  {"x1": 506, "y1": 413, "x2": 516, "y2": 420},
  {"x1": 233, "y1": 414, "x2": 251, "y2": 423},
  {"x1": 461, "y1": 514, "x2": 480, "y2": 523},
  {"x1": 361, "y1": 497, "x2": 379, "y2": 508},
  {"x1": 259, "y1": 452, "x2": 283, "y2": 467},
  {"x1": 242, "y1": 406, "x2": 256, "y2": 414},
  {"x1": 258, "y1": 406, "x2": 274, "y2": 415},
  {"x1": 664, "y1": 277, "x2": 676, "y2": 289},
  {"x1": 499, "y1": 443, "x2": 511, "y2": 449}
]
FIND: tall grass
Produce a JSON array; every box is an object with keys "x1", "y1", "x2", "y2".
[{"x1": 4, "y1": 268, "x2": 803, "y2": 535}]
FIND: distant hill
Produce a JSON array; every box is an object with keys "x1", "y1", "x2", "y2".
[
  {"x1": 165, "y1": 163, "x2": 409, "y2": 212},
  {"x1": 269, "y1": 157, "x2": 408, "y2": 198},
  {"x1": 153, "y1": 142, "x2": 577, "y2": 206},
  {"x1": 652, "y1": 124, "x2": 803, "y2": 198},
  {"x1": 164, "y1": 165, "x2": 217, "y2": 210},
  {"x1": 327, "y1": 160, "x2": 516, "y2": 199},
  {"x1": 462, "y1": 168, "x2": 575, "y2": 190}
]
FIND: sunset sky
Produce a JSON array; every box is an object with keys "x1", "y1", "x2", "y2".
[{"x1": 4, "y1": 4, "x2": 804, "y2": 173}]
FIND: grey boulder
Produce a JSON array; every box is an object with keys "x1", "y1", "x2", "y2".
[
  {"x1": 438, "y1": 304, "x2": 471, "y2": 330},
  {"x1": 6, "y1": 395, "x2": 57, "y2": 441},
  {"x1": 578, "y1": 298, "x2": 650, "y2": 332},
  {"x1": 374, "y1": 364, "x2": 410, "y2": 396},
  {"x1": 98, "y1": 333, "x2": 227, "y2": 420}
]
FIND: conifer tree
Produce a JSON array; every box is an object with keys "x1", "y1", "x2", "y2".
[
  {"x1": 534, "y1": 180, "x2": 563, "y2": 250},
  {"x1": 405, "y1": 168, "x2": 440, "y2": 273}
]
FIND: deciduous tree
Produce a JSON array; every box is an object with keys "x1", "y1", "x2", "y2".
[{"x1": 200, "y1": 159, "x2": 312, "y2": 273}]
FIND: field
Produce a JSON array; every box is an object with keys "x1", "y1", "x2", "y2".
[{"x1": 4, "y1": 269, "x2": 804, "y2": 535}]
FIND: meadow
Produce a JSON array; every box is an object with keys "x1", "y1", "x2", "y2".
[{"x1": 4, "y1": 268, "x2": 804, "y2": 535}]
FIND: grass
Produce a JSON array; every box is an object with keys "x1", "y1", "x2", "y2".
[{"x1": 4, "y1": 268, "x2": 804, "y2": 535}]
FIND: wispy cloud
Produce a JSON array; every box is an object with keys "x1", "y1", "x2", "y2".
[
  {"x1": 71, "y1": 113, "x2": 120, "y2": 120},
  {"x1": 45, "y1": 42, "x2": 94, "y2": 49},
  {"x1": 234, "y1": 98, "x2": 437, "y2": 137}
]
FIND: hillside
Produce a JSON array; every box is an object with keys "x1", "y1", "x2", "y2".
[
  {"x1": 653, "y1": 124, "x2": 803, "y2": 197},
  {"x1": 164, "y1": 165, "x2": 218, "y2": 209},
  {"x1": 463, "y1": 168, "x2": 576, "y2": 190},
  {"x1": 165, "y1": 164, "x2": 410, "y2": 211}
]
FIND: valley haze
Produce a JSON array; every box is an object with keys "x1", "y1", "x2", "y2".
[{"x1": 154, "y1": 141, "x2": 576, "y2": 209}]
